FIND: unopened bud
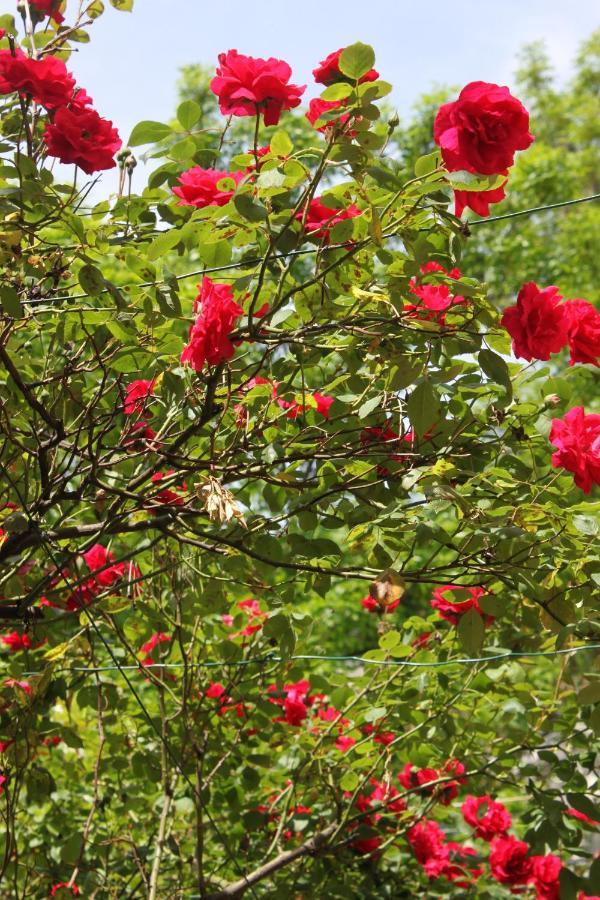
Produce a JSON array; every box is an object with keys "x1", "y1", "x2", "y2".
[
  {"x1": 543, "y1": 394, "x2": 561, "y2": 409},
  {"x1": 387, "y1": 111, "x2": 400, "y2": 131}
]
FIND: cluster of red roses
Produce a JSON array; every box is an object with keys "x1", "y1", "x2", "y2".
[
  {"x1": 502, "y1": 282, "x2": 600, "y2": 368},
  {"x1": 406, "y1": 261, "x2": 466, "y2": 324},
  {"x1": 497, "y1": 282, "x2": 600, "y2": 493},
  {"x1": 38, "y1": 543, "x2": 141, "y2": 613},
  {"x1": 0, "y1": 11, "x2": 120, "y2": 174},
  {"x1": 433, "y1": 80, "x2": 534, "y2": 218}
]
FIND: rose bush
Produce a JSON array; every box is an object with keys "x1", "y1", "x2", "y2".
[{"x1": 0, "y1": 7, "x2": 598, "y2": 900}]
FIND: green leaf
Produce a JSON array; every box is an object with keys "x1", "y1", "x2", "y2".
[
  {"x1": 340, "y1": 771, "x2": 359, "y2": 790},
  {"x1": 78, "y1": 264, "x2": 105, "y2": 297},
  {"x1": 379, "y1": 631, "x2": 401, "y2": 650},
  {"x1": 407, "y1": 381, "x2": 441, "y2": 438},
  {"x1": 0, "y1": 285, "x2": 23, "y2": 318},
  {"x1": 270, "y1": 130, "x2": 293, "y2": 157},
  {"x1": 320, "y1": 83, "x2": 354, "y2": 102},
  {"x1": 566, "y1": 792, "x2": 600, "y2": 819},
  {"x1": 478, "y1": 594, "x2": 503, "y2": 617},
  {"x1": 338, "y1": 43, "x2": 376, "y2": 81},
  {"x1": 109, "y1": 0, "x2": 134, "y2": 9},
  {"x1": 233, "y1": 193, "x2": 267, "y2": 222},
  {"x1": 479, "y1": 348, "x2": 513, "y2": 402},
  {"x1": 358, "y1": 395, "x2": 382, "y2": 419},
  {"x1": 578, "y1": 681, "x2": 600, "y2": 705},
  {"x1": 414, "y1": 151, "x2": 442, "y2": 177},
  {"x1": 0, "y1": 14, "x2": 17, "y2": 35},
  {"x1": 128, "y1": 120, "x2": 172, "y2": 146},
  {"x1": 363, "y1": 706, "x2": 387, "y2": 723},
  {"x1": 147, "y1": 229, "x2": 181, "y2": 261},
  {"x1": 256, "y1": 169, "x2": 287, "y2": 191},
  {"x1": 446, "y1": 170, "x2": 507, "y2": 192},
  {"x1": 177, "y1": 100, "x2": 201, "y2": 131},
  {"x1": 573, "y1": 515, "x2": 598, "y2": 536},
  {"x1": 457, "y1": 608, "x2": 484, "y2": 655}
]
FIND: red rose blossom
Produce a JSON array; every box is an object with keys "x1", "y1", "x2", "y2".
[
  {"x1": 172, "y1": 166, "x2": 244, "y2": 208},
  {"x1": 181, "y1": 277, "x2": 244, "y2": 372},
  {"x1": 210, "y1": 49, "x2": 305, "y2": 126},
  {"x1": 431, "y1": 584, "x2": 492, "y2": 626},
  {"x1": 123, "y1": 379, "x2": 155, "y2": 417},
  {"x1": 434, "y1": 81, "x2": 533, "y2": 175},
  {"x1": 549, "y1": 406, "x2": 600, "y2": 494},
  {"x1": 531, "y1": 854, "x2": 562, "y2": 900},
  {"x1": 149, "y1": 471, "x2": 187, "y2": 508},
  {"x1": 139, "y1": 632, "x2": 171, "y2": 666},
  {"x1": 0, "y1": 54, "x2": 76, "y2": 109},
  {"x1": 564, "y1": 298, "x2": 600, "y2": 367},
  {"x1": 313, "y1": 48, "x2": 379, "y2": 86},
  {"x1": 297, "y1": 197, "x2": 361, "y2": 242},
  {"x1": 30, "y1": 0, "x2": 64, "y2": 24},
  {"x1": 306, "y1": 97, "x2": 354, "y2": 134},
  {"x1": 1, "y1": 631, "x2": 32, "y2": 652},
  {"x1": 44, "y1": 105, "x2": 122, "y2": 174},
  {"x1": 489, "y1": 835, "x2": 533, "y2": 886},
  {"x1": 461, "y1": 794, "x2": 511, "y2": 841},
  {"x1": 500, "y1": 282, "x2": 570, "y2": 362}
]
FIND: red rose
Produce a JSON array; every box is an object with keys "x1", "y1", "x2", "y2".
[
  {"x1": 461, "y1": 794, "x2": 511, "y2": 841},
  {"x1": 431, "y1": 585, "x2": 492, "y2": 626},
  {"x1": 306, "y1": 97, "x2": 354, "y2": 134},
  {"x1": 172, "y1": 166, "x2": 244, "y2": 208},
  {"x1": 297, "y1": 196, "x2": 361, "y2": 242},
  {"x1": 139, "y1": 632, "x2": 171, "y2": 666},
  {"x1": 549, "y1": 406, "x2": 600, "y2": 494},
  {"x1": 0, "y1": 54, "x2": 76, "y2": 109},
  {"x1": 313, "y1": 392, "x2": 334, "y2": 417},
  {"x1": 44, "y1": 105, "x2": 121, "y2": 174},
  {"x1": 149, "y1": 471, "x2": 187, "y2": 509},
  {"x1": 489, "y1": 835, "x2": 533, "y2": 886},
  {"x1": 564, "y1": 298, "x2": 600, "y2": 367},
  {"x1": 406, "y1": 263, "x2": 466, "y2": 324},
  {"x1": 267, "y1": 680, "x2": 311, "y2": 726},
  {"x1": 313, "y1": 48, "x2": 379, "y2": 86},
  {"x1": 181, "y1": 277, "x2": 244, "y2": 372},
  {"x1": 531, "y1": 854, "x2": 561, "y2": 900},
  {"x1": 500, "y1": 282, "x2": 569, "y2": 362},
  {"x1": 454, "y1": 175, "x2": 507, "y2": 217},
  {"x1": 434, "y1": 81, "x2": 533, "y2": 175},
  {"x1": 0, "y1": 631, "x2": 32, "y2": 652},
  {"x1": 210, "y1": 49, "x2": 305, "y2": 126},
  {"x1": 123, "y1": 379, "x2": 155, "y2": 416},
  {"x1": 30, "y1": 0, "x2": 64, "y2": 24}
]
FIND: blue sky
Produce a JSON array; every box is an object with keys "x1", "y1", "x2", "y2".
[{"x1": 67, "y1": 0, "x2": 598, "y2": 185}]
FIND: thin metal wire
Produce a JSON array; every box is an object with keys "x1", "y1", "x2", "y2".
[
  {"x1": 21, "y1": 643, "x2": 600, "y2": 677},
  {"x1": 469, "y1": 192, "x2": 600, "y2": 225},
  {"x1": 25, "y1": 192, "x2": 600, "y2": 308}
]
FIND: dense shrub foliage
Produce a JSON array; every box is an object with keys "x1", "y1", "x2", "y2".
[{"x1": 0, "y1": 3, "x2": 598, "y2": 898}]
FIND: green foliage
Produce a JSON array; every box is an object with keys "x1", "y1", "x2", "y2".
[{"x1": 0, "y1": 12, "x2": 598, "y2": 900}]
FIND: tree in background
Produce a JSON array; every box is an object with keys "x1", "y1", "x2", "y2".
[{"x1": 0, "y1": 4, "x2": 599, "y2": 899}]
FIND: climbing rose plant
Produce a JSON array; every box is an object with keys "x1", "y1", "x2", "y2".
[{"x1": 0, "y1": 5, "x2": 598, "y2": 899}]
